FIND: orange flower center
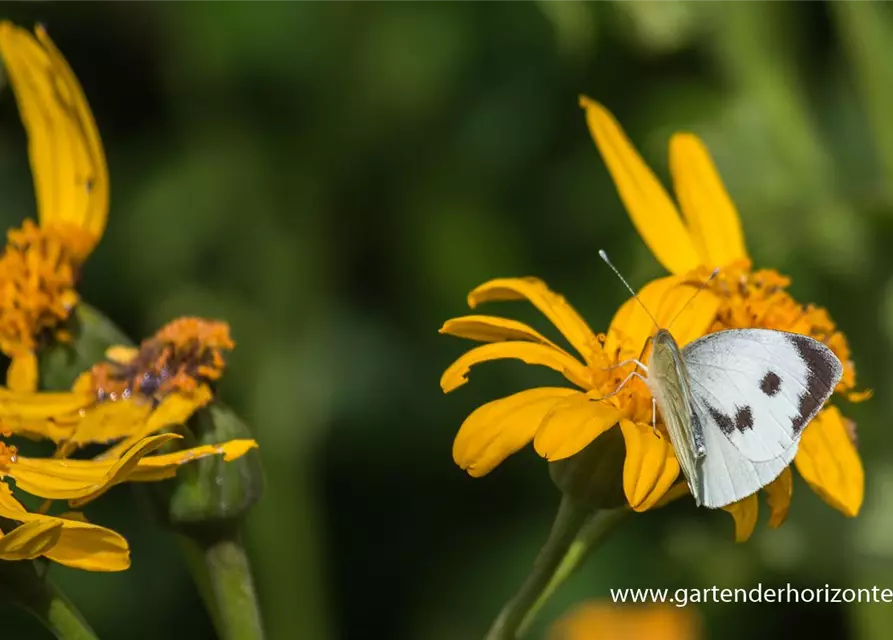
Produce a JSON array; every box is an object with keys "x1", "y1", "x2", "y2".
[
  {"x1": 585, "y1": 333, "x2": 654, "y2": 425},
  {"x1": 685, "y1": 259, "x2": 857, "y2": 394},
  {"x1": 90, "y1": 317, "x2": 234, "y2": 401},
  {"x1": 0, "y1": 219, "x2": 87, "y2": 358}
]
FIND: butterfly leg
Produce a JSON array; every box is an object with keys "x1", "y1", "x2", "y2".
[
  {"x1": 651, "y1": 397, "x2": 661, "y2": 440},
  {"x1": 589, "y1": 371, "x2": 648, "y2": 401},
  {"x1": 601, "y1": 358, "x2": 649, "y2": 373}
]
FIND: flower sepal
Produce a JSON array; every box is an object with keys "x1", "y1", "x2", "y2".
[
  {"x1": 145, "y1": 401, "x2": 264, "y2": 536},
  {"x1": 548, "y1": 423, "x2": 627, "y2": 510}
]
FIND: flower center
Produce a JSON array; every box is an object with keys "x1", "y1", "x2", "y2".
[
  {"x1": 90, "y1": 317, "x2": 235, "y2": 401},
  {"x1": 0, "y1": 441, "x2": 18, "y2": 470},
  {"x1": 0, "y1": 220, "x2": 85, "y2": 357}
]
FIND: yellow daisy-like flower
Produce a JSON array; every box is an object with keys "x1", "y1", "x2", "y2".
[
  {"x1": 549, "y1": 601, "x2": 702, "y2": 640},
  {"x1": 0, "y1": 317, "x2": 237, "y2": 459},
  {"x1": 0, "y1": 431, "x2": 256, "y2": 571},
  {"x1": 0, "y1": 22, "x2": 109, "y2": 392},
  {"x1": 581, "y1": 96, "x2": 866, "y2": 536}
]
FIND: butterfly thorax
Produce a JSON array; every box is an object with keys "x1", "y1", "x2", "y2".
[{"x1": 646, "y1": 329, "x2": 707, "y2": 506}]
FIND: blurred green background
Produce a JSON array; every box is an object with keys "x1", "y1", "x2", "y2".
[{"x1": 0, "y1": 1, "x2": 892, "y2": 638}]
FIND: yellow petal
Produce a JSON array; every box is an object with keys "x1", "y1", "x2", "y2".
[
  {"x1": 440, "y1": 315, "x2": 565, "y2": 351},
  {"x1": 0, "y1": 483, "x2": 129, "y2": 571},
  {"x1": 764, "y1": 466, "x2": 793, "y2": 528},
  {"x1": 533, "y1": 393, "x2": 622, "y2": 461},
  {"x1": 68, "y1": 398, "x2": 154, "y2": 446},
  {"x1": 453, "y1": 388, "x2": 579, "y2": 477},
  {"x1": 7, "y1": 353, "x2": 38, "y2": 393},
  {"x1": 580, "y1": 96, "x2": 699, "y2": 275},
  {"x1": 722, "y1": 493, "x2": 759, "y2": 542},
  {"x1": 670, "y1": 133, "x2": 748, "y2": 268},
  {"x1": 794, "y1": 406, "x2": 863, "y2": 517},
  {"x1": 9, "y1": 433, "x2": 184, "y2": 500},
  {"x1": 111, "y1": 439, "x2": 260, "y2": 483},
  {"x1": 466, "y1": 278, "x2": 598, "y2": 364},
  {"x1": 653, "y1": 481, "x2": 691, "y2": 509},
  {"x1": 0, "y1": 22, "x2": 108, "y2": 258},
  {"x1": 95, "y1": 387, "x2": 213, "y2": 460},
  {"x1": 618, "y1": 419, "x2": 680, "y2": 512},
  {"x1": 0, "y1": 387, "x2": 91, "y2": 441},
  {"x1": 104, "y1": 346, "x2": 139, "y2": 364},
  {"x1": 440, "y1": 342, "x2": 591, "y2": 393},
  {"x1": 606, "y1": 275, "x2": 719, "y2": 358},
  {"x1": 0, "y1": 519, "x2": 62, "y2": 560}
]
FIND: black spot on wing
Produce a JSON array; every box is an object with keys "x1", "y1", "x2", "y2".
[
  {"x1": 788, "y1": 334, "x2": 842, "y2": 434},
  {"x1": 735, "y1": 406, "x2": 754, "y2": 431},
  {"x1": 760, "y1": 371, "x2": 781, "y2": 396}
]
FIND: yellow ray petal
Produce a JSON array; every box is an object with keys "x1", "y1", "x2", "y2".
[
  {"x1": 764, "y1": 466, "x2": 793, "y2": 528},
  {"x1": 533, "y1": 393, "x2": 622, "y2": 461},
  {"x1": 794, "y1": 406, "x2": 863, "y2": 517},
  {"x1": 580, "y1": 96, "x2": 699, "y2": 275},
  {"x1": 670, "y1": 133, "x2": 748, "y2": 268},
  {"x1": 105, "y1": 346, "x2": 138, "y2": 364},
  {"x1": 7, "y1": 353, "x2": 38, "y2": 392},
  {"x1": 0, "y1": 483, "x2": 129, "y2": 571},
  {"x1": 453, "y1": 388, "x2": 580, "y2": 477},
  {"x1": 9, "y1": 433, "x2": 184, "y2": 499},
  {"x1": 0, "y1": 519, "x2": 62, "y2": 560},
  {"x1": 95, "y1": 387, "x2": 213, "y2": 460},
  {"x1": 606, "y1": 275, "x2": 719, "y2": 358},
  {"x1": 106, "y1": 439, "x2": 260, "y2": 483},
  {"x1": 68, "y1": 398, "x2": 154, "y2": 446},
  {"x1": 722, "y1": 493, "x2": 759, "y2": 542},
  {"x1": 0, "y1": 23, "x2": 108, "y2": 259},
  {"x1": 440, "y1": 342, "x2": 591, "y2": 393},
  {"x1": 618, "y1": 419, "x2": 680, "y2": 512},
  {"x1": 440, "y1": 315, "x2": 566, "y2": 352},
  {"x1": 466, "y1": 278, "x2": 598, "y2": 364}
]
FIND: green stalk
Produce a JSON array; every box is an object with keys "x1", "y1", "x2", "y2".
[
  {"x1": 484, "y1": 495, "x2": 596, "y2": 640},
  {"x1": 0, "y1": 561, "x2": 98, "y2": 640},
  {"x1": 179, "y1": 532, "x2": 265, "y2": 640}
]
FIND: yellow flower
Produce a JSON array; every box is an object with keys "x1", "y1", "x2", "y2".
[
  {"x1": 581, "y1": 96, "x2": 866, "y2": 537},
  {"x1": 0, "y1": 431, "x2": 256, "y2": 571},
  {"x1": 0, "y1": 22, "x2": 109, "y2": 392},
  {"x1": 549, "y1": 601, "x2": 702, "y2": 640},
  {"x1": 0, "y1": 317, "x2": 237, "y2": 458},
  {"x1": 440, "y1": 275, "x2": 719, "y2": 512}
]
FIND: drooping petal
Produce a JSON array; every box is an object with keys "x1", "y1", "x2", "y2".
[
  {"x1": 67, "y1": 399, "x2": 154, "y2": 446},
  {"x1": 618, "y1": 420, "x2": 680, "y2": 512},
  {"x1": 94, "y1": 386, "x2": 225, "y2": 461},
  {"x1": 0, "y1": 22, "x2": 108, "y2": 259},
  {"x1": 0, "y1": 483, "x2": 129, "y2": 571},
  {"x1": 533, "y1": 393, "x2": 622, "y2": 461},
  {"x1": 0, "y1": 519, "x2": 62, "y2": 560},
  {"x1": 7, "y1": 353, "x2": 38, "y2": 392},
  {"x1": 722, "y1": 494, "x2": 759, "y2": 542},
  {"x1": 764, "y1": 467, "x2": 793, "y2": 528},
  {"x1": 605, "y1": 275, "x2": 719, "y2": 358},
  {"x1": 440, "y1": 342, "x2": 591, "y2": 393},
  {"x1": 111, "y1": 439, "x2": 260, "y2": 482},
  {"x1": 452, "y1": 388, "x2": 580, "y2": 477},
  {"x1": 580, "y1": 96, "x2": 699, "y2": 276},
  {"x1": 0, "y1": 388, "x2": 90, "y2": 441},
  {"x1": 794, "y1": 406, "x2": 863, "y2": 517},
  {"x1": 439, "y1": 315, "x2": 566, "y2": 351},
  {"x1": 670, "y1": 133, "x2": 748, "y2": 268},
  {"x1": 466, "y1": 278, "x2": 598, "y2": 364}
]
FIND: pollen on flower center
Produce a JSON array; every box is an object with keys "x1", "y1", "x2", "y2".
[
  {"x1": 0, "y1": 441, "x2": 18, "y2": 470},
  {"x1": 90, "y1": 317, "x2": 235, "y2": 402},
  {"x1": 0, "y1": 219, "x2": 85, "y2": 358}
]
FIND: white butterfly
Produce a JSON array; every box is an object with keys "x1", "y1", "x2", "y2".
[{"x1": 599, "y1": 251, "x2": 843, "y2": 509}]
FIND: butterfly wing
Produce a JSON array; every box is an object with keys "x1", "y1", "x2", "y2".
[{"x1": 681, "y1": 328, "x2": 843, "y2": 464}]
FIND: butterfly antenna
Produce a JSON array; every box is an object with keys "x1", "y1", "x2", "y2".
[
  {"x1": 598, "y1": 250, "x2": 660, "y2": 331},
  {"x1": 666, "y1": 267, "x2": 721, "y2": 331}
]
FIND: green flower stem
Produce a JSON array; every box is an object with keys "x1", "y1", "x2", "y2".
[
  {"x1": 0, "y1": 561, "x2": 98, "y2": 640},
  {"x1": 484, "y1": 496, "x2": 628, "y2": 640},
  {"x1": 516, "y1": 507, "x2": 629, "y2": 637},
  {"x1": 179, "y1": 531, "x2": 265, "y2": 640}
]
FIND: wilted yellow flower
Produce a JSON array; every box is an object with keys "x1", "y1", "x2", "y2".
[
  {"x1": 0, "y1": 22, "x2": 109, "y2": 392},
  {"x1": 581, "y1": 96, "x2": 866, "y2": 538},
  {"x1": 0, "y1": 431, "x2": 256, "y2": 571},
  {"x1": 549, "y1": 601, "x2": 702, "y2": 640},
  {"x1": 0, "y1": 317, "x2": 238, "y2": 457}
]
